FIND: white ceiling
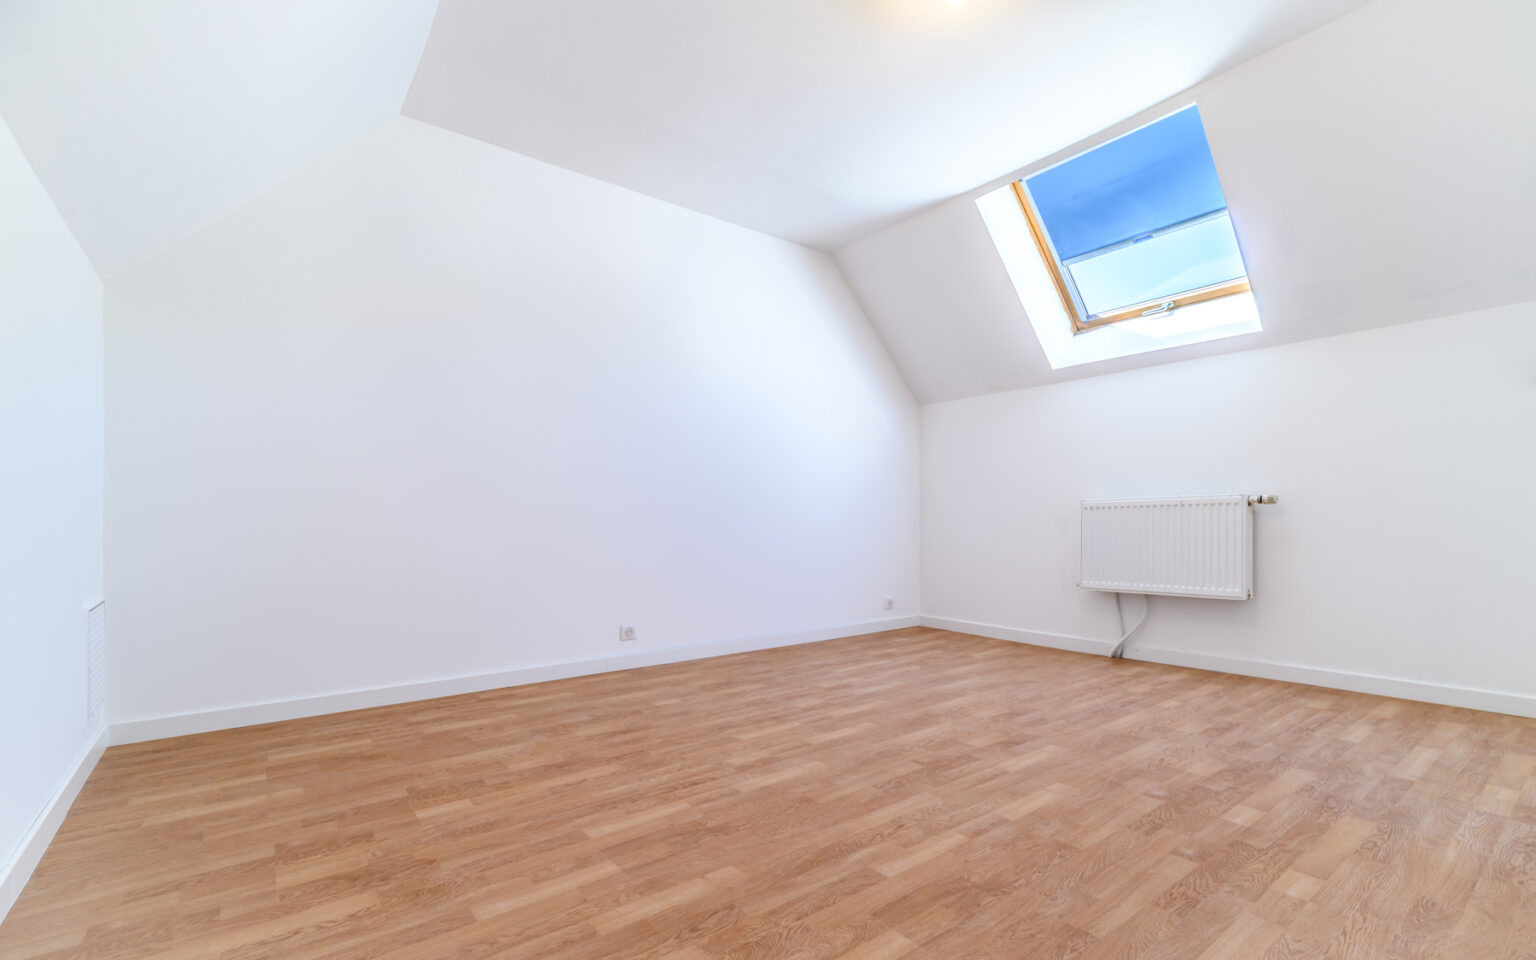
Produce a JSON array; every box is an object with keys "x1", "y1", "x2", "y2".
[
  {"x1": 404, "y1": 0, "x2": 1373, "y2": 251},
  {"x1": 0, "y1": 0, "x2": 439, "y2": 278},
  {"x1": 837, "y1": 0, "x2": 1536, "y2": 402}
]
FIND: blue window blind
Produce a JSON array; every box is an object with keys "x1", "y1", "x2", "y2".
[{"x1": 1024, "y1": 106, "x2": 1230, "y2": 262}]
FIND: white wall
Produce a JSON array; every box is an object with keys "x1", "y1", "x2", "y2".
[
  {"x1": 922, "y1": 302, "x2": 1536, "y2": 713},
  {"x1": 106, "y1": 117, "x2": 919, "y2": 729},
  {"x1": 0, "y1": 115, "x2": 103, "y2": 898}
]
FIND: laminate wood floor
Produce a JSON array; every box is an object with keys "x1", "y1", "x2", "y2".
[{"x1": 4, "y1": 627, "x2": 1535, "y2": 960}]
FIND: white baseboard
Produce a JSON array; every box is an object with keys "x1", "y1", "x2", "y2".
[
  {"x1": 1133, "y1": 647, "x2": 1536, "y2": 719},
  {"x1": 110, "y1": 616, "x2": 922, "y2": 745},
  {"x1": 919, "y1": 615, "x2": 1536, "y2": 719},
  {"x1": 918, "y1": 615, "x2": 1116, "y2": 657},
  {"x1": 1, "y1": 725, "x2": 108, "y2": 924}
]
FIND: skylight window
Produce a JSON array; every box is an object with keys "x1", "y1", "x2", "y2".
[{"x1": 1011, "y1": 105, "x2": 1251, "y2": 332}]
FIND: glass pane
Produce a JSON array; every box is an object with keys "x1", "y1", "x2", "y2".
[
  {"x1": 1067, "y1": 213, "x2": 1246, "y2": 316},
  {"x1": 1025, "y1": 106, "x2": 1228, "y2": 261}
]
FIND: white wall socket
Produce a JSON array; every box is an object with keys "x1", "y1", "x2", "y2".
[
  {"x1": 620, "y1": 625, "x2": 637, "y2": 642},
  {"x1": 884, "y1": 597, "x2": 894, "y2": 610}
]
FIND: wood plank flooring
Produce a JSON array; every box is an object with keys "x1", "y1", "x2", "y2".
[{"x1": 4, "y1": 627, "x2": 1536, "y2": 959}]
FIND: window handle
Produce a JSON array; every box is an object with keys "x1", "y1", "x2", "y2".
[{"x1": 1140, "y1": 300, "x2": 1176, "y2": 317}]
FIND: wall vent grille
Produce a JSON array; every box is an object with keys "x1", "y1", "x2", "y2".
[{"x1": 86, "y1": 600, "x2": 106, "y2": 728}]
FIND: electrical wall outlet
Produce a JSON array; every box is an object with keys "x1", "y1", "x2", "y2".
[
  {"x1": 620, "y1": 625, "x2": 637, "y2": 642},
  {"x1": 884, "y1": 597, "x2": 895, "y2": 610}
]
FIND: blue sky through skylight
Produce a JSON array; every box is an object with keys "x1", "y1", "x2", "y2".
[
  {"x1": 1067, "y1": 214, "x2": 1246, "y2": 315},
  {"x1": 1023, "y1": 105, "x2": 1247, "y2": 317}
]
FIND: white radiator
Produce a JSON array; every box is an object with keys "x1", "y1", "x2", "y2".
[{"x1": 1080, "y1": 496, "x2": 1254, "y2": 600}]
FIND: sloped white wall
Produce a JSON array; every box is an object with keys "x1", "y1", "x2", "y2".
[
  {"x1": 0, "y1": 115, "x2": 103, "y2": 901},
  {"x1": 0, "y1": 0, "x2": 439, "y2": 278},
  {"x1": 837, "y1": 0, "x2": 1536, "y2": 403},
  {"x1": 922, "y1": 302, "x2": 1536, "y2": 713},
  {"x1": 106, "y1": 117, "x2": 919, "y2": 729}
]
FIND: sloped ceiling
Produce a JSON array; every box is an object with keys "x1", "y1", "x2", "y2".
[
  {"x1": 3, "y1": 0, "x2": 1528, "y2": 405},
  {"x1": 0, "y1": 0, "x2": 439, "y2": 278},
  {"x1": 404, "y1": 0, "x2": 1373, "y2": 251},
  {"x1": 838, "y1": 0, "x2": 1536, "y2": 402}
]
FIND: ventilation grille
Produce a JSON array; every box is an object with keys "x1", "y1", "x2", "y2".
[{"x1": 86, "y1": 601, "x2": 106, "y2": 728}]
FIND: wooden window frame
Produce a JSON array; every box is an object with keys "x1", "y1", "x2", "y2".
[{"x1": 1010, "y1": 180, "x2": 1251, "y2": 334}]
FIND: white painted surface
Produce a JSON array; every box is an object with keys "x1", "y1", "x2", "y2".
[
  {"x1": 921, "y1": 302, "x2": 1536, "y2": 713},
  {"x1": 105, "y1": 117, "x2": 920, "y2": 726},
  {"x1": 0, "y1": 0, "x2": 439, "y2": 277},
  {"x1": 405, "y1": 0, "x2": 1368, "y2": 250},
  {"x1": 0, "y1": 114, "x2": 104, "y2": 917},
  {"x1": 839, "y1": 0, "x2": 1536, "y2": 401},
  {"x1": 111, "y1": 616, "x2": 920, "y2": 744}
]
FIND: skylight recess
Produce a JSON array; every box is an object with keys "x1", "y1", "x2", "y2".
[{"x1": 1013, "y1": 105, "x2": 1252, "y2": 332}]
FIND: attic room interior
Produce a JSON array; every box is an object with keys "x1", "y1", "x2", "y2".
[{"x1": 3, "y1": 0, "x2": 1534, "y2": 956}]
